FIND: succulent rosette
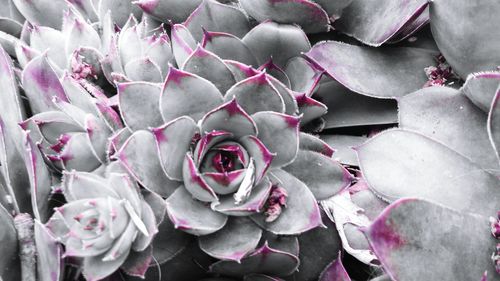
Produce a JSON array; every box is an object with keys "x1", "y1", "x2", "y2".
[
  {"x1": 111, "y1": 48, "x2": 351, "y2": 278},
  {"x1": 100, "y1": 15, "x2": 173, "y2": 84},
  {"x1": 45, "y1": 170, "x2": 162, "y2": 280},
  {"x1": 18, "y1": 51, "x2": 122, "y2": 172}
]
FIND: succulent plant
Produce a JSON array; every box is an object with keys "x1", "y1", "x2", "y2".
[
  {"x1": 112, "y1": 57, "x2": 352, "y2": 279},
  {"x1": 45, "y1": 171, "x2": 161, "y2": 280},
  {"x1": 0, "y1": 0, "x2": 499, "y2": 280}
]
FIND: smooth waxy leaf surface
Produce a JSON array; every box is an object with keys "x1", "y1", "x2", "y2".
[
  {"x1": 366, "y1": 199, "x2": 500, "y2": 281},
  {"x1": 306, "y1": 41, "x2": 436, "y2": 98},
  {"x1": 356, "y1": 129, "x2": 500, "y2": 217},
  {"x1": 430, "y1": 0, "x2": 500, "y2": 78}
]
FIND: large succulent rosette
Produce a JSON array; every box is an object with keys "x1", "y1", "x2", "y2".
[{"x1": 111, "y1": 61, "x2": 352, "y2": 279}]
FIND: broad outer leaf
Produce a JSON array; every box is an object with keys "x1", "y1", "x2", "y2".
[
  {"x1": 135, "y1": 0, "x2": 202, "y2": 23},
  {"x1": 118, "y1": 82, "x2": 163, "y2": 131},
  {"x1": 399, "y1": 86, "x2": 499, "y2": 172},
  {"x1": 153, "y1": 116, "x2": 198, "y2": 181},
  {"x1": 356, "y1": 129, "x2": 500, "y2": 217},
  {"x1": 252, "y1": 112, "x2": 299, "y2": 167},
  {"x1": 319, "y1": 256, "x2": 351, "y2": 281},
  {"x1": 240, "y1": 0, "x2": 330, "y2": 34},
  {"x1": 199, "y1": 217, "x2": 262, "y2": 262},
  {"x1": 294, "y1": 211, "x2": 342, "y2": 281},
  {"x1": 462, "y1": 72, "x2": 500, "y2": 113},
  {"x1": 242, "y1": 21, "x2": 311, "y2": 68},
  {"x1": 22, "y1": 54, "x2": 69, "y2": 114},
  {"x1": 160, "y1": 67, "x2": 223, "y2": 123},
  {"x1": 251, "y1": 169, "x2": 323, "y2": 235},
  {"x1": 0, "y1": 204, "x2": 20, "y2": 280},
  {"x1": 430, "y1": 0, "x2": 500, "y2": 78},
  {"x1": 366, "y1": 199, "x2": 500, "y2": 281},
  {"x1": 210, "y1": 241, "x2": 299, "y2": 278},
  {"x1": 182, "y1": 45, "x2": 236, "y2": 94},
  {"x1": 489, "y1": 89, "x2": 500, "y2": 164},
  {"x1": 116, "y1": 130, "x2": 180, "y2": 197},
  {"x1": 335, "y1": 0, "x2": 428, "y2": 46},
  {"x1": 283, "y1": 150, "x2": 352, "y2": 200},
  {"x1": 321, "y1": 135, "x2": 368, "y2": 166},
  {"x1": 315, "y1": 80, "x2": 398, "y2": 128},
  {"x1": 306, "y1": 41, "x2": 436, "y2": 98},
  {"x1": 35, "y1": 220, "x2": 62, "y2": 281},
  {"x1": 184, "y1": 0, "x2": 250, "y2": 41},
  {"x1": 150, "y1": 214, "x2": 191, "y2": 265},
  {"x1": 166, "y1": 186, "x2": 227, "y2": 236}
]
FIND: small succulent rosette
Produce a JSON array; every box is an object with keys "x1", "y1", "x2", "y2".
[
  {"x1": 100, "y1": 15, "x2": 174, "y2": 84},
  {"x1": 19, "y1": 52, "x2": 122, "y2": 172},
  {"x1": 111, "y1": 56, "x2": 352, "y2": 278},
  {"x1": 46, "y1": 171, "x2": 161, "y2": 280}
]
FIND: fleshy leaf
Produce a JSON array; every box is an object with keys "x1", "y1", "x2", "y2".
[
  {"x1": 251, "y1": 169, "x2": 322, "y2": 235},
  {"x1": 200, "y1": 99, "x2": 257, "y2": 138},
  {"x1": 356, "y1": 129, "x2": 500, "y2": 217},
  {"x1": 212, "y1": 177, "x2": 272, "y2": 216},
  {"x1": 319, "y1": 256, "x2": 351, "y2": 281},
  {"x1": 82, "y1": 248, "x2": 131, "y2": 281},
  {"x1": 182, "y1": 153, "x2": 218, "y2": 202},
  {"x1": 124, "y1": 57, "x2": 163, "y2": 83},
  {"x1": 184, "y1": 0, "x2": 250, "y2": 41},
  {"x1": 462, "y1": 72, "x2": 500, "y2": 112},
  {"x1": 306, "y1": 41, "x2": 436, "y2": 98},
  {"x1": 295, "y1": 93, "x2": 327, "y2": 125},
  {"x1": 252, "y1": 112, "x2": 299, "y2": 167},
  {"x1": 0, "y1": 44, "x2": 28, "y2": 164},
  {"x1": 321, "y1": 135, "x2": 367, "y2": 166},
  {"x1": 210, "y1": 241, "x2": 299, "y2": 278},
  {"x1": 399, "y1": 86, "x2": 499, "y2": 172},
  {"x1": 199, "y1": 217, "x2": 262, "y2": 261},
  {"x1": 152, "y1": 116, "x2": 198, "y2": 181},
  {"x1": 239, "y1": 135, "x2": 274, "y2": 183},
  {"x1": 299, "y1": 133, "x2": 335, "y2": 157},
  {"x1": 315, "y1": 80, "x2": 398, "y2": 128},
  {"x1": 23, "y1": 131, "x2": 52, "y2": 222},
  {"x1": 293, "y1": 210, "x2": 341, "y2": 280},
  {"x1": 489, "y1": 89, "x2": 500, "y2": 164},
  {"x1": 430, "y1": 0, "x2": 500, "y2": 78},
  {"x1": 171, "y1": 24, "x2": 197, "y2": 68},
  {"x1": 35, "y1": 220, "x2": 62, "y2": 281},
  {"x1": 12, "y1": 0, "x2": 66, "y2": 28},
  {"x1": 366, "y1": 199, "x2": 499, "y2": 281},
  {"x1": 283, "y1": 150, "x2": 352, "y2": 200},
  {"x1": 29, "y1": 26, "x2": 66, "y2": 69},
  {"x1": 118, "y1": 82, "x2": 163, "y2": 131},
  {"x1": 149, "y1": 212, "x2": 191, "y2": 264},
  {"x1": 335, "y1": 0, "x2": 428, "y2": 46},
  {"x1": 0, "y1": 204, "x2": 20, "y2": 279},
  {"x1": 284, "y1": 56, "x2": 323, "y2": 96},
  {"x1": 121, "y1": 246, "x2": 153, "y2": 278},
  {"x1": 22, "y1": 54, "x2": 69, "y2": 113},
  {"x1": 160, "y1": 67, "x2": 223, "y2": 123},
  {"x1": 166, "y1": 186, "x2": 227, "y2": 236},
  {"x1": 202, "y1": 31, "x2": 258, "y2": 67},
  {"x1": 116, "y1": 130, "x2": 180, "y2": 197},
  {"x1": 134, "y1": 0, "x2": 202, "y2": 23},
  {"x1": 242, "y1": 21, "x2": 310, "y2": 68},
  {"x1": 240, "y1": 0, "x2": 330, "y2": 34},
  {"x1": 224, "y1": 73, "x2": 285, "y2": 115},
  {"x1": 182, "y1": 45, "x2": 236, "y2": 93}
]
